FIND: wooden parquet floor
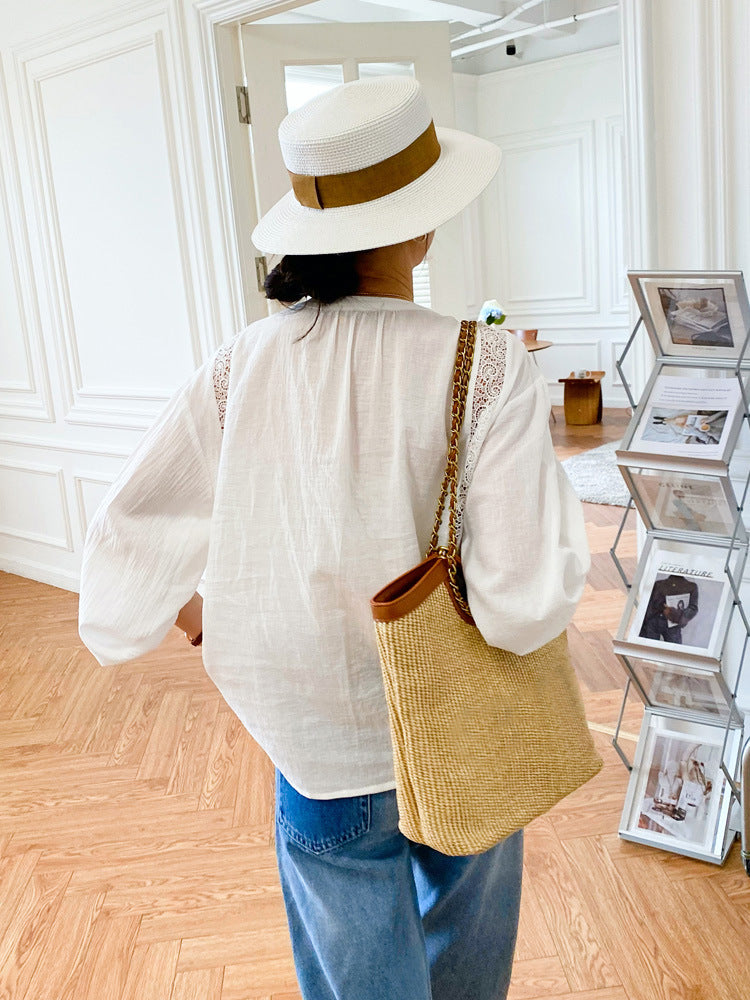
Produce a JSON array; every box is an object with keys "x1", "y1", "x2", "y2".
[{"x1": 1, "y1": 406, "x2": 749, "y2": 999}]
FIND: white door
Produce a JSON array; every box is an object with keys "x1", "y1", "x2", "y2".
[{"x1": 239, "y1": 21, "x2": 469, "y2": 319}]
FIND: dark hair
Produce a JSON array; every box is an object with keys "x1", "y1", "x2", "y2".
[{"x1": 264, "y1": 253, "x2": 360, "y2": 305}]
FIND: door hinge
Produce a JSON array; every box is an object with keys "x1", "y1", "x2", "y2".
[
  {"x1": 236, "y1": 85, "x2": 250, "y2": 125},
  {"x1": 255, "y1": 255, "x2": 268, "y2": 292}
]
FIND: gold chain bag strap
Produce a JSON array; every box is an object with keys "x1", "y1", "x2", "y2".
[{"x1": 371, "y1": 320, "x2": 602, "y2": 856}]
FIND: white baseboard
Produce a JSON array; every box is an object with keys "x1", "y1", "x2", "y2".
[{"x1": 0, "y1": 556, "x2": 79, "y2": 593}]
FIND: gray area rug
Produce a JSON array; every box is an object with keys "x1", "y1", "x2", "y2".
[{"x1": 561, "y1": 440, "x2": 631, "y2": 507}]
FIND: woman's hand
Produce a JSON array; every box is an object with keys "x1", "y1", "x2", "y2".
[{"x1": 175, "y1": 592, "x2": 203, "y2": 644}]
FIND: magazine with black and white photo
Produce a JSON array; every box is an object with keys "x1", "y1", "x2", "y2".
[
  {"x1": 629, "y1": 271, "x2": 750, "y2": 361},
  {"x1": 620, "y1": 539, "x2": 738, "y2": 663},
  {"x1": 623, "y1": 467, "x2": 742, "y2": 538},
  {"x1": 620, "y1": 711, "x2": 741, "y2": 863},
  {"x1": 628, "y1": 372, "x2": 743, "y2": 463}
]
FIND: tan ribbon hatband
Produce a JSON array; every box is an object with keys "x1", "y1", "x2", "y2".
[{"x1": 289, "y1": 121, "x2": 440, "y2": 210}]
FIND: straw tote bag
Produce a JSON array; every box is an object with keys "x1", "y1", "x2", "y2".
[{"x1": 371, "y1": 320, "x2": 602, "y2": 856}]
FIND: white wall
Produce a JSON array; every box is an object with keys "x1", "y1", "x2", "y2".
[
  {"x1": 0, "y1": 0, "x2": 249, "y2": 590},
  {"x1": 465, "y1": 47, "x2": 628, "y2": 407},
  {"x1": 620, "y1": 0, "x2": 750, "y2": 714}
]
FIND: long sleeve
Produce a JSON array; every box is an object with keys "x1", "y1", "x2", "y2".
[
  {"x1": 460, "y1": 336, "x2": 590, "y2": 655},
  {"x1": 678, "y1": 581, "x2": 699, "y2": 626},
  {"x1": 79, "y1": 361, "x2": 222, "y2": 666}
]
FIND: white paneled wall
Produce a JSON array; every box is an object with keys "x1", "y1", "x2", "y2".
[
  {"x1": 0, "y1": 0, "x2": 232, "y2": 590},
  {"x1": 19, "y1": 12, "x2": 209, "y2": 431},
  {"x1": 466, "y1": 47, "x2": 628, "y2": 406}
]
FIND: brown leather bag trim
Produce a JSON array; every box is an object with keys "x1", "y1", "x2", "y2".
[
  {"x1": 371, "y1": 555, "x2": 475, "y2": 625},
  {"x1": 288, "y1": 121, "x2": 440, "y2": 210}
]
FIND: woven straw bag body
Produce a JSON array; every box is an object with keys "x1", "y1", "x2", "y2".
[{"x1": 371, "y1": 321, "x2": 602, "y2": 856}]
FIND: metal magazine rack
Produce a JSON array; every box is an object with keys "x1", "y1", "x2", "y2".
[{"x1": 609, "y1": 271, "x2": 750, "y2": 867}]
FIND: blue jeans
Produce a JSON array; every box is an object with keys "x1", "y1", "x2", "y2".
[{"x1": 275, "y1": 771, "x2": 523, "y2": 1000}]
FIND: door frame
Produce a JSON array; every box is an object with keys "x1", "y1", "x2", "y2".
[
  {"x1": 193, "y1": 0, "x2": 653, "y2": 392},
  {"x1": 193, "y1": 2, "x2": 324, "y2": 332}
]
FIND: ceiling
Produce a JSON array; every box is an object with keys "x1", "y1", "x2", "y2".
[{"x1": 257, "y1": 0, "x2": 621, "y2": 74}]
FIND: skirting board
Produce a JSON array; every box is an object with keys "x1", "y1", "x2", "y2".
[{"x1": 0, "y1": 555, "x2": 79, "y2": 593}]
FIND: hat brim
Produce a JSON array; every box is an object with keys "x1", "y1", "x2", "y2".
[{"x1": 251, "y1": 127, "x2": 501, "y2": 256}]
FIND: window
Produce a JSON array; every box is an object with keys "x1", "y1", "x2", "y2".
[{"x1": 284, "y1": 64, "x2": 344, "y2": 113}]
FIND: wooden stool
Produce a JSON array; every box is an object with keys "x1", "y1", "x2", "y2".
[{"x1": 558, "y1": 371, "x2": 604, "y2": 425}]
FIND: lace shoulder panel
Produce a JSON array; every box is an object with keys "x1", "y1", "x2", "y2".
[
  {"x1": 467, "y1": 325, "x2": 508, "y2": 442},
  {"x1": 212, "y1": 342, "x2": 234, "y2": 431},
  {"x1": 456, "y1": 326, "x2": 508, "y2": 530}
]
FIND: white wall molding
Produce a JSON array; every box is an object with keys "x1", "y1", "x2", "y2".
[
  {"x1": 0, "y1": 554, "x2": 79, "y2": 591},
  {"x1": 1, "y1": 433, "x2": 131, "y2": 458},
  {"x1": 193, "y1": 0, "x2": 315, "y2": 27},
  {"x1": 74, "y1": 473, "x2": 115, "y2": 538},
  {"x1": 695, "y1": 0, "x2": 729, "y2": 268},
  {"x1": 539, "y1": 337, "x2": 603, "y2": 384},
  {"x1": 604, "y1": 115, "x2": 628, "y2": 315},
  {"x1": 515, "y1": 321, "x2": 628, "y2": 332},
  {"x1": 491, "y1": 121, "x2": 598, "y2": 316},
  {"x1": 190, "y1": 8, "x2": 257, "y2": 333},
  {"x1": 0, "y1": 158, "x2": 34, "y2": 397},
  {"x1": 0, "y1": 60, "x2": 54, "y2": 422},
  {"x1": 0, "y1": 460, "x2": 73, "y2": 550},
  {"x1": 618, "y1": 0, "x2": 656, "y2": 401},
  {"x1": 618, "y1": 1, "x2": 655, "y2": 271},
  {"x1": 526, "y1": 331, "x2": 630, "y2": 407},
  {"x1": 9, "y1": 3, "x2": 168, "y2": 61},
  {"x1": 15, "y1": 6, "x2": 214, "y2": 430}
]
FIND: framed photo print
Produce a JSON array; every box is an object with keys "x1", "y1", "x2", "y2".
[
  {"x1": 615, "y1": 536, "x2": 744, "y2": 667},
  {"x1": 619, "y1": 466, "x2": 745, "y2": 541},
  {"x1": 619, "y1": 710, "x2": 742, "y2": 863},
  {"x1": 629, "y1": 271, "x2": 750, "y2": 361},
  {"x1": 616, "y1": 653, "x2": 737, "y2": 723},
  {"x1": 621, "y1": 365, "x2": 745, "y2": 467}
]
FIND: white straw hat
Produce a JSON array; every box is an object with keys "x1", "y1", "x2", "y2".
[{"x1": 251, "y1": 76, "x2": 501, "y2": 255}]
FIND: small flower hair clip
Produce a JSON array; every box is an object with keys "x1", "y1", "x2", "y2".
[{"x1": 478, "y1": 299, "x2": 507, "y2": 325}]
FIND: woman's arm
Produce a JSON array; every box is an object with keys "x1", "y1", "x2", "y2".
[
  {"x1": 461, "y1": 335, "x2": 590, "y2": 655},
  {"x1": 79, "y1": 362, "x2": 220, "y2": 666}
]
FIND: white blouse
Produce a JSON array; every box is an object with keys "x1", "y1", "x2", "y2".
[{"x1": 79, "y1": 297, "x2": 590, "y2": 799}]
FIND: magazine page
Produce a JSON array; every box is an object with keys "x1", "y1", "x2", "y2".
[
  {"x1": 630, "y1": 272, "x2": 750, "y2": 361},
  {"x1": 656, "y1": 287, "x2": 732, "y2": 346},
  {"x1": 627, "y1": 469, "x2": 739, "y2": 537},
  {"x1": 618, "y1": 653, "x2": 732, "y2": 720},
  {"x1": 630, "y1": 374, "x2": 742, "y2": 461},
  {"x1": 645, "y1": 667, "x2": 729, "y2": 719},
  {"x1": 620, "y1": 712, "x2": 739, "y2": 861},
  {"x1": 626, "y1": 543, "x2": 732, "y2": 660}
]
